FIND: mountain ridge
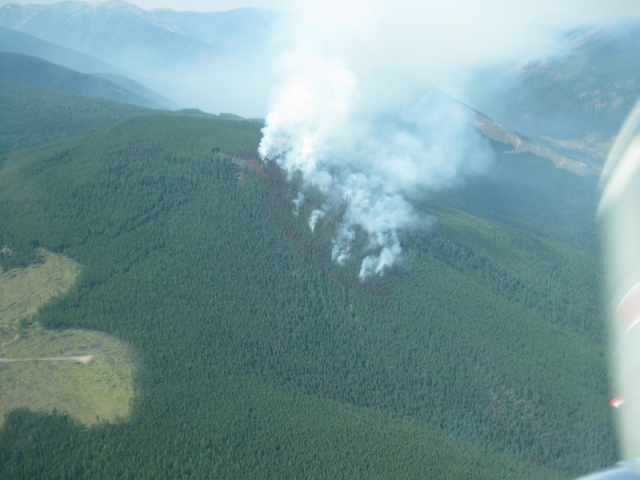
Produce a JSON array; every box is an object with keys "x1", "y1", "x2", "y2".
[
  {"x1": 0, "y1": 0, "x2": 226, "y2": 68},
  {"x1": 0, "y1": 51, "x2": 166, "y2": 109},
  {"x1": 0, "y1": 25, "x2": 180, "y2": 109},
  {"x1": 0, "y1": 1, "x2": 276, "y2": 116}
]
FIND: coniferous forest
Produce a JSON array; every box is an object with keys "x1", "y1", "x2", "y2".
[{"x1": 0, "y1": 82, "x2": 614, "y2": 478}]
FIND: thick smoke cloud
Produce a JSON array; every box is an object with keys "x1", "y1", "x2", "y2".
[{"x1": 259, "y1": 0, "x2": 640, "y2": 279}]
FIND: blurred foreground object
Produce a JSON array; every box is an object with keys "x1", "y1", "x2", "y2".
[{"x1": 579, "y1": 100, "x2": 640, "y2": 479}]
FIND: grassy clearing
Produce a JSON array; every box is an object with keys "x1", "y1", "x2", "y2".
[
  {"x1": 0, "y1": 250, "x2": 135, "y2": 427},
  {"x1": 0, "y1": 248, "x2": 80, "y2": 338}
]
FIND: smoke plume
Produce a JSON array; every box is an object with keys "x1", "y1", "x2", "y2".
[{"x1": 259, "y1": 0, "x2": 640, "y2": 279}]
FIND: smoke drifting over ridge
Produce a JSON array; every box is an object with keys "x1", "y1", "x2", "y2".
[{"x1": 259, "y1": 0, "x2": 640, "y2": 279}]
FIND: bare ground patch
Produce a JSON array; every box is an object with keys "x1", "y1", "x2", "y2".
[{"x1": 0, "y1": 249, "x2": 136, "y2": 427}]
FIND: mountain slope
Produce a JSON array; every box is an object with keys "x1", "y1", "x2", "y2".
[
  {"x1": 0, "y1": 26, "x2": 180, "y2": 109},
  {"x1": 0, "y1": 51, "x2": 166, "y2": 109},
  {"x1": 0, "y1": 106, "x2": 613, "y2": 477},
  {"x1": 0, "y1": 1, "x2": 223, "y2": 68},
  {"x1": 151, "y1": 7, "x2": 279, "y2": 54},
  {"x1": 0, "y1": 1, "x2": 274, "y2": 116},
  {"x1": 0, "y1": 25, "x2": 120, "y2": 74},
  {"x1": 469, "y1": 21, "x2": 640, "y2": 166},
  {"x1": 0, "y1": 79, "x2": 155, "y2": 155},
  {"x1": 94, "y1": 72, "x2": 181, "y2": 110}
]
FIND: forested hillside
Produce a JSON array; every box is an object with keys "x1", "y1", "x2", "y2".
[
  {"x1": 429, "y1": 142, "x2": 601, "y2": 252},
  {"x1": 0, "y1": 81, "x2": 231, "y2": 156},
  {"x1": 0, "y1": 99, "x2": 613, "y2": 477},
  {"x1": 0, "y1": 80, "x2": 152, "y2": 155}
]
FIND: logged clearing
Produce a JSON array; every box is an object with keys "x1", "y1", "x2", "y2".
[
  {"x1": 0, "y1": 249, "x2": 80, "y2": 334},
  {"x1": 474, "y1": 114, "x2": 593, "y2": 176},
  {"x1": 0, "y1": 250, "x2": 135, "y2": 427}
]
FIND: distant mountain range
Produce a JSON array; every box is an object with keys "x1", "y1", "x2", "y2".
[
  {"x1": 150, "y1": 7, "x2": 279, "y2": 56},
  {"x1": 0, "y1": 1, "x2": 220, "y2": 67},
  {"x1": 0, "y1": 25, "x2": 121, "y2": 74},
  {"x1": 0, "y1": 27, "x2": 181, "y2": 110},
  {"x1": 0, "y1": 2, "x2": 278, "y2": 59},
  {"x1": 0, "y1": 51, "x2": 168, "y2": 109},
  {"x1": 0, "y1": 1, "x2": 278, "y2": 115}
]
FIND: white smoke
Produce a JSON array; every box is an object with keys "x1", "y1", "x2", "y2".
[
  {"x1": 258, "y1": 0, "x2": 640, "y2": 280},
  {"x1": 292, "y1": 192, "x2": 305, "y2": 216},
  {"x1": 258, "y1": 51, "x2": 487, "y2": 279},
  {"x1": 308, "y1": 208, "x2": 326, "y2": 231}
]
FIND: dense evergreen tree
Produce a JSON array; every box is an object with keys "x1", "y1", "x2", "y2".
[{"x1": 0, "y1": 98, "x2": 614, "y2": 478}]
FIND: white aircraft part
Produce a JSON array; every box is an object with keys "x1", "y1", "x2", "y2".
[{"x1": 599, "y1": 99, "x2": 640, "y2": 466}]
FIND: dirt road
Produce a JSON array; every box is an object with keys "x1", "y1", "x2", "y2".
[{"x1": 0, "y1": 355, "x2": 94, "y2": 364}]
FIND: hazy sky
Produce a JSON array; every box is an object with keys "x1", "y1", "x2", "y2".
[
  {"x1": 2, "y1": 0, "x2": 640, "y2": 16},
  {"x1": 112, "y1": 0, "x2": 294, "y2": 11},
  {"x1": 0, "y1": 0, "x2": 294, "y2": 11}
]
